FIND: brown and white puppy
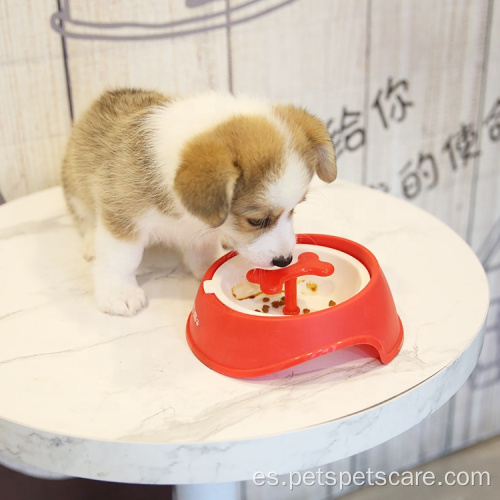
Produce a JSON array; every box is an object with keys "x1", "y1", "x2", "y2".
[{"x1": 62, "y1": 89, "x2": 336, "y2": 316}]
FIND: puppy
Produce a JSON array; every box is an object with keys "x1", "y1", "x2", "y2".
[{"x1": 62, "y1": 89, "x2": 336, "y2": 316}]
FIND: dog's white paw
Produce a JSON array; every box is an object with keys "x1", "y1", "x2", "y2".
[{"x1": 95, "y1": 285, "x2": 148, "y2": 316}]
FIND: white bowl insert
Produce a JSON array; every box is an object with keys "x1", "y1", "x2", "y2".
[{"x1": 203, "y1": 244, "x2": 371, "y2": 317}]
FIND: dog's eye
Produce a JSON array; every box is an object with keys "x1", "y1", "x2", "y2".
[{"x1": 247, "y1": 217, "x2": 272, "y2": 228}]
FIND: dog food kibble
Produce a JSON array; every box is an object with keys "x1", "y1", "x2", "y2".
[{"x1": 233, "y1": 277, "x2": 338, "y2": 316}]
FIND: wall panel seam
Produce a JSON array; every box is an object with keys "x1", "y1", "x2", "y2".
[
  {"x1": 466, "y1": 0, "x2": 495, "y2": 245},
  {"x1": 361, "y1": 0, "x2": 372, "y2": 186},
  {"x1": 56, "y1": 0, "x2": 74, "y2": 123}
]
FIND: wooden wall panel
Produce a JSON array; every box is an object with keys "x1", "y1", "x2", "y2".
[
  {"x1": 452, "y1": 0, "x2": 500, "y2": 449},
  {"x1": 364, "y1": 0, "x2": 489, "y2": 239},
  {"x1": 0, "y1": 0, "x2": 71, "y2": 201},
  {"x1": 351, "y1": 2, "x2": 490, "y2": 484},
  {"x1": 470, "y1": 0, "x2": 500, "y2": 251},
  {"x1": 62, "y1": 0, "x2": 230, "y2": 120},
  {"x1": 228, "y1": 0, "x2": 368, "y2": 183}
]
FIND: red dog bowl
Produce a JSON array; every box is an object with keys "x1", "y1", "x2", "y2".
[{"x1": 186, "y1": 234, "x2": 404, "y2": 378}]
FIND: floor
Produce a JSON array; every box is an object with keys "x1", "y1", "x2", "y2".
[{"x1": 0, "y1": 436, "x2": 498, "y2": 499}]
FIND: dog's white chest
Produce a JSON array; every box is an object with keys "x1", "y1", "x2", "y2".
[{"x1": 137, "y1": 208, "x2": 212, "y2": 248}]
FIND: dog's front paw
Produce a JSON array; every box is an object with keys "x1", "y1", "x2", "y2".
[{"x1": 95, "y1": 285, "x2": 148, "y2": 316}]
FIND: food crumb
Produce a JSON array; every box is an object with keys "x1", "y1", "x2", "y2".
[
  {"x1": 262, "y1": 305, "x2": 270, "y2": 313},
  {"x1": 271, "y1": 300, "x2": 280, "y2": 308},
  {"x1": 255, "y1": 309, "x2": 261, "y2": 312},
  {"x1": 303, "y1": 308, "x2": 311, "y2": 314},
  {"x1": 262, "y1": 297, "x2": 270, "y2": 302},
  {"x1": 329, "y1": 300, "x2": 337, "y2": 307},
  {"x1": 306, "y1": 282, "x2": 318, "y2": 292}
]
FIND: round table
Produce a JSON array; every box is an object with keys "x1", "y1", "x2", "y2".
[{"x1": 0, "y1": 180, "x2": 489, "y2": 500}]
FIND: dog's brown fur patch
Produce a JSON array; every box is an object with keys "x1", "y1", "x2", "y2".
[
  {"x1": 174, "y1": 115, "x2": 286, "y2": 227},
  {"x1": 273, "y1": 104, "x2": 337, "y2": 183},
  {"x1": 62, "y1": 89, "x2": 173, "y2": 240}
]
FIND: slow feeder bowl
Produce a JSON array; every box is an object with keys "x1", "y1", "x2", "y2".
[{"x1": 186, "y1": 234, "x2": 404, "y2": 378}]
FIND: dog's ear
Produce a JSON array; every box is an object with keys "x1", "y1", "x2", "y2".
[
  {"x1": 174, "y1": 134, "x2": 240, "y2": 227},
  {"x1": 275, "y1": 105, "x2": 337, "y2": 183}
]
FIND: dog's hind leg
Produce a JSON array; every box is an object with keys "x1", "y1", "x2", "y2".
[{"x1": 65, "y1": 195, "x2": 96, "y2": 261}]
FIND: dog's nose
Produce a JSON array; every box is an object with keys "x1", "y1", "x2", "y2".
[{"x1": 272, "y1": 254, "x2": 293, "y2": 267}]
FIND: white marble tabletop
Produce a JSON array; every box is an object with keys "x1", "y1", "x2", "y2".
[{"x1": 0, "y1": 180, "x2": 489, "y2": 485}]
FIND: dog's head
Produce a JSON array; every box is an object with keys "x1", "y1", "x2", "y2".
[{"x1": 174, "y1": 104, "x2": 336, "y2": 268}]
